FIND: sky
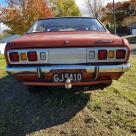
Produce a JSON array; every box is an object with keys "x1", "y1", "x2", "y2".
[
  {"x1": 0, "y1": 0, "x2": 6, "y2": 7},
  {"x1": 0, "y1": 0, "x2": 128, "y2": 32}
]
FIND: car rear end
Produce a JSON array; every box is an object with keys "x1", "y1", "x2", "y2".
[{"x1": 4, "y1": 17, "x2": 131, "y2": 89}]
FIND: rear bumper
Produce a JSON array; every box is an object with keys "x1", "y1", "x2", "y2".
[
  {"x1": 6, "y1": 63, "x2": 130, "y2": 86},
  {"x1": 6, "y1": 63, "x2": 130, "y2": 75}
]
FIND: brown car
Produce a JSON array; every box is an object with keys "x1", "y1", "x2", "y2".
[{"x1": 5, "y1": 17, "x2": 131, "y2": 89}]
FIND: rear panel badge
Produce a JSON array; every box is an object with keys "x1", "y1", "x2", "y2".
[{"x1": 64, "y1": 40, "x2": 70, "y2": 44}]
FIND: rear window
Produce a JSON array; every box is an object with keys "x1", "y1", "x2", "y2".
[{"x1": 28, "y1": 18, "x2": 106, "y2": 33}]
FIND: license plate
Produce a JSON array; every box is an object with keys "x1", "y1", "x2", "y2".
[{"x1": 53, "y1": 73, "x2": 82, "y2": 82}]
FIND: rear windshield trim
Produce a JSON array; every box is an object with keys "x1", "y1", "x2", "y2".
[{"x1": 27, "y1": 17, "x2": 107, "y2": 33}]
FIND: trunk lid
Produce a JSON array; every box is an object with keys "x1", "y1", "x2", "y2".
[{"x1": 9, "y1": 31, "x2": 124, "y2": 49}]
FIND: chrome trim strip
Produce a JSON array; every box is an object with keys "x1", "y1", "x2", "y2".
[
  {"x1": 96, "y1": 40, "x2": 113, "y2": 44},
  {"x1": 99, "y1": 65, "x2": 123, "y2": 73},
  {"x1": 6, "y1": 67, "x2": 37, "y2": 75},
  {"x1": 122, "y1": 63, "x2": 131, "y2": 72},
  {"x1": 99, "y1": 63, "x2": 131, "y2": 73},
  {"x1": 6, "y1": 63, "x2": 130, "y2": 75},
  {"x1": 39, "y1": 65, "x2": 96, "y2": 73}
]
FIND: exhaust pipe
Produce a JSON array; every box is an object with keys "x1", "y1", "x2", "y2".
[{"x1": 65, "y1": 79, "x2": 72, "y2": 89}]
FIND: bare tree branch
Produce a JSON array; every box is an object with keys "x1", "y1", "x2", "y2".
[{"x1": 85, "y1": 0, "x2": 105, "y2": 18}]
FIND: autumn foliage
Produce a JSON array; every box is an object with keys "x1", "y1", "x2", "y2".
[
  {"x1": 102, "y1": 0, "x2": 136, "y2": 26},
  {"x1": 50, "y1": 0, "x2": 80, "y2": 17},
  {"x1": 0, "y1": 0, "x2": 53, "y2": 35}
]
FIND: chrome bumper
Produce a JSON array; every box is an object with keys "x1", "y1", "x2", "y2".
[{"x1": 6, "y1": 63, "x2": 130, "y2": 78}]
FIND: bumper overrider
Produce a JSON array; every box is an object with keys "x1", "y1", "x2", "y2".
[{"x1": 6, "y1": 63, "x2": 131, "y2": 87}]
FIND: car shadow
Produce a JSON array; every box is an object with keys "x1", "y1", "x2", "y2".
[{"x1": 0, "y1": 76, "x2": 103, "y2": 136}]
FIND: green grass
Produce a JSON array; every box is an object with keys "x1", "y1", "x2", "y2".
[
  {"x1": 0, "y1": 55, "x2": 7, "y2": 78},
  {"x1": 0, "y1": 55, "x2": 136, "y2": 136},
  {"x1": 86, "y1": 56, "x2": 136, "y2": 135}
]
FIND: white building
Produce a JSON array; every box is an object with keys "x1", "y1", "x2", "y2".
[
  {"x1": 129, "y1": 22, "x2": 136, "y2": 35},
  {"x1": 0, "y1": 34, "x2": 21, "y2": 54},
  {"x1": 0, "y1": 43, "x2": 6, "y2": 54}
]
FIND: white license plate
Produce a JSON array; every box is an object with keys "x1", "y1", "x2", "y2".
[{"x1": 53, "y1": 73, "x2": 82, "y2": 82}]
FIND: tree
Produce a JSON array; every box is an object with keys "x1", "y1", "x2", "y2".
[
  {"x1": 85, "y1": 0, "x2": 105, "y2": 18},
  {"x1": 50, "y1": 0, "x2": 81, "y2": 17},
  {"x1": 123, "y1": 16, "x2": 136, "y2": 27},
  {"x1": 0, "y1": 0, "x2": 53, "y2": 35},
  {"x1": 101, "y1": 0, "x2": 136, "y2": 25}
]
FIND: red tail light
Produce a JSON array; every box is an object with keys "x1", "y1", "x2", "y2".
[
  {"x1": 116, "y1": 49, "x2": 126, "y2": 59},
  {"x1": 27, "y1": 51, "x2": 37, "y2": 61},
  {"x1": 98, "y1": 50, "x2": 107, "y2": 60},
  {"x1": 9, "y1": 52, "x2": 19, "y2": 62}
]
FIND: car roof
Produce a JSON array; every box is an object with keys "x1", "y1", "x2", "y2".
[{"x1": 38, "y1": 17, "x2": 97, "y2": 21}]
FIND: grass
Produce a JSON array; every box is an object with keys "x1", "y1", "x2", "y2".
[
  {"x1": 0, "y1": 55, "x2": 136, "y2": 136},
  {"x1": 85, "y1": 56, "x2": 136, "y2": 135},
  {"x1": 0, "y1": 55, "x2": 7, "y2": 78}
]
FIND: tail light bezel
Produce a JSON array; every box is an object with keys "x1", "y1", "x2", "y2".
[
  {"x1": 7, "y1": 49, "x2": 48, "y2": 64},
  {"x1": 87, "y1": 47, "x2": 128, "y2": 63}
]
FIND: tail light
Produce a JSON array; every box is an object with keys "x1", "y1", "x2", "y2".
[
  {"x1": 108, "y1": 50, "x2": 115, "y2": 59},
  {"x1": 27, "y1": 51, "x2": 37, "y2": 61},
  {"x1": 116, "y1": 49, "x2": 126, "y2": 59},
  {"x1": 20, "y1": 53, "x2": 27, "y2": 61},
  {"x1": 9, "y1": 52, "x2": 19, "y2": 62},
  {"x1": 98, "y1": 50, "x2": 107, "y2": 60}
]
